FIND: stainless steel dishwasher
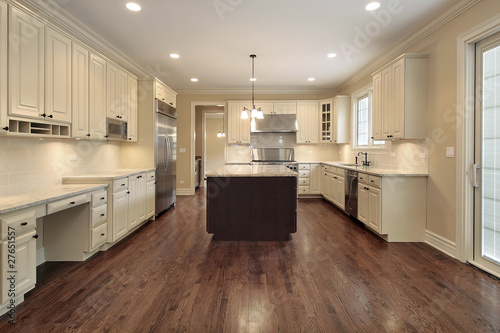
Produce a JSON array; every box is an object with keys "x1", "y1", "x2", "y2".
[{"x1": 344, "y1": 170, "x2": 358, "y2": 217}]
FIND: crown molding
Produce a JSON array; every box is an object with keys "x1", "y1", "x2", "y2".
[
  {"x1": 9, "y1": 0, "x2": 152, "y2": 78},
  {"x1": 337, "y1": 0, "x2": 482, "y2": 92},
  {"x1": 174, "y1": 88, "x2": 338, "y2": 95}
]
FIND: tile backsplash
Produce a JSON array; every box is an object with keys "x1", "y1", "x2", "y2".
[{"x1": 0, "y1": 137, "x2": 120, "y2": 196}]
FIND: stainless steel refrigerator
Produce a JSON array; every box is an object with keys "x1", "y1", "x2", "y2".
[{"x1": 155, "y1": 99, "x2": 177, "y2": 215}]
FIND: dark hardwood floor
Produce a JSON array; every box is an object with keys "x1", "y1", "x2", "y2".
[{"x1": 1, "y1": 189, "x2": 499, "y2": 332}]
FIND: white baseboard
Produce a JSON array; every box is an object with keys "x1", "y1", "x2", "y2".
[
  {"x1": 37, "y1": 247, "x2": 46, "y2": 266},
  {"x1": 425, "y1": 230, "x2": 456, "y2": 259},
  {"x1": 177, "y1": 188, "x2": 194, "y2": 196}
]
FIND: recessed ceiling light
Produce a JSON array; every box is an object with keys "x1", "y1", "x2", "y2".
[
  {"x1": 365, "y1": 2, "x2": 380, "y2": 11},
  {"x1": 126, "y1": 2, "x2": 141, "y2": 11},
  {"x1": 250, "y1": 78, "x2": 257, "y2": 81},
  {"x1": 327, "y1": 53, "x2": 337, "y2": 58},
  {"x1": 191, "y1": 78, "x2": 198, "y2": 82},
  {"x1": 170, "y1": 53, "x2": 180, "y2": 59},
  {"x1": 308, "y1": 78, "x2": 315, "y2": 82}
]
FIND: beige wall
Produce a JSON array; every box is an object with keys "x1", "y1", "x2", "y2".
[
  {"x1": 205, "y1": 115, "x2": 225, "y2": 174},
  {"x1": 339, "y1": 0, "x2": 500, "y2": 242},
  {"x1": 176, "y1": 92, "x2": 336, "y2": 190}
]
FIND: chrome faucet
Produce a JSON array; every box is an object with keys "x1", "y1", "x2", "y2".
[{"x1": 357, "y1": 152, "x2": 371, "y2": 166}]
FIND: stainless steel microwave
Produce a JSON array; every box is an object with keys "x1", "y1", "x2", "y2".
[{"x1": 106, "y1": 118, "x2": 127, "y2": 140}]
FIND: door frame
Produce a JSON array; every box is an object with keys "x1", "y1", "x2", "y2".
[
  {"x1": 202, "y1": 112, "x2": 226, "y2": 186},
  {"x1": 456, "y1": 14, "x2": 500, "y2": 275}
]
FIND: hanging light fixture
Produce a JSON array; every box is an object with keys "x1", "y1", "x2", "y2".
[
  {"x1": 217, "y1": 114, "x2": 226, "y2": 138},
  {"x1": 241, "y1": 54, "x2": 264, "y2": 120}
]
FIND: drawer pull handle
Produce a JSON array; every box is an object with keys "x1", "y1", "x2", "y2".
[
  {"x1": 101, "y1": 233, "x2": 105, "y2": 236},
  {"x1": 70, "y1": 201, "x2": 76, "y2": 205},
  {"x1": 100, "y1": 213, "x2": 105, "y2": 217},
  {"x1": 371, "y1": 180, "x2": 374, "y2": 183},
  {"x1": 33, "y1": 234, "x2": 39, "y2": 239},
  {"x1": 127, "y1": 191, "x2": 130, "y2": 194},
  {"x1": 100, "y1": 197, "x2": 105, "y2": 200},
  {"x1": 21, "y1": 222, "x2": 28, "y2": 226},
  {"x1": 121, "y1": 184, "x2": 126, "y2": 187}
]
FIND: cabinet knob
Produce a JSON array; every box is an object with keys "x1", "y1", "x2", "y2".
[
  {"x1": 117, "y1": 115, "x2": 122, "y2": 119},
  {"x1": 21, "y1": 222, "x2": 28, "y2": 226},
  {"x1": 40, "y1": 113, "x2": 46, "y2": 117},
  {"x1": 48, "y1": 115, "x2": 53, "y2": 118},
  {"x1": 33, "y1": 234, "x2": 39, "y2": 239},
  {"x1": 128, "y1": 138, "x2": 132, "y2": 140},
  {"x1": 100, "y1": 213, "x2": 105, "y2": 217},
  {"x1": 100, "y1": 197, "x2": 105, "y2": 200},
  {"x1": 2, "y1": 126, "x2": 8, "y2": 131},
  {"x1": 104, "y1": 135, "x2": 109, "y2": 138},
  {"x1": 170, "y1": 102, "x2": 173, "y2": 106},
  {"x1": 69, "y1": 201, "x2": 76, "y2": 205},
  {"x1": 121, "y1": 184, "x2": 126, "y2": 186},
  {"x1": 101, "y1": 233, "x2": 105, "y2": 236},
  {"x1": 371, "y1": 136, "x2": 374, "y2": 139},
  {"x1": 86, "y1": 133, "x2": 91, "y2": 137},
  {"x1": 371, "y1": 180, "x2": 374, "y2": 183},
  {"x1": 127, "y1": 191, "x2": 130, "y2": 194}
]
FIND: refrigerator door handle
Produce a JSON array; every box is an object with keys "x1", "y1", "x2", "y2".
[{"x1": 164, "y1": 136, "x2": 169, "y2": 173}]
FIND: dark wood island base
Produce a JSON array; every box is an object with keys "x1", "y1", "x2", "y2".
[{"x1": 206, "y1": 169, "x2": 297, "y2": 241}]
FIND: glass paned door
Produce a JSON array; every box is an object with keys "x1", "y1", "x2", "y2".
[{"x1": 474, "y1": 33, "x2": 500, "y2": 277}]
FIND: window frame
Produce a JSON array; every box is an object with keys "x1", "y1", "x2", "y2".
[{"x1": 351, "y1": 84, "x2": 386, "y2": 150}]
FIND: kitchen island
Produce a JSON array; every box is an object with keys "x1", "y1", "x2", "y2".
[{"x1": 206, "y1": 165, "x2": 297, "y2": 241}]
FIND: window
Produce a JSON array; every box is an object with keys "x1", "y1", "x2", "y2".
[{"x1": 353, "y1": 87, "x2": 385, "y2": 148}]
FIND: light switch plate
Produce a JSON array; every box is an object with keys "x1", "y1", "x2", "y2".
[
  {"x1": 446, "y1": 147, "x2": 455, "y2": 158},
  {"x1": 69, "y1": 154, "x2": 77, "y2": 161},
  {"x1": 179, "y1": 148, "x2": 186, "y2": 153}
]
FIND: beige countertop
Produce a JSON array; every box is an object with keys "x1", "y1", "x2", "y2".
[
  {"x1": 317, "y1": 162, "x2": 428, "y2": 177},
  {"x1": 63, "y1": 169, "x2": 155, "y2": 181},
  {"x1": 207, "y1": 165, "x2": 297, "y2": 177},
  {"x1": 0, "y1": 184, "x2": 108, "y2": 214}
]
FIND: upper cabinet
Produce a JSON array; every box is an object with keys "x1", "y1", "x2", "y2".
[
  {"x1": 71, "y1": 42, "x2": 89, "y2": 138},
  {"x1": 107, "y1": 62, "x2": 128, "y2": 121},
  {"x1": 45, "y1": 27, "x2": 72, "y2": 123},
  {"x1": 155, "y1": 80, "x2": 176, "y2": 108},
  {"x1": 372, "y1": 54, "x2": 428, "y2": 140},
  {"x1": 319, "y1": 96, "x2": 350, "y2": 144},
  {"x1": 273, "y1": 102, "x2": 296, "y2": 114},
  {"x1": 127, "y1": 75, "x2": 138, "y2": 142},
  {"x1": 89, "y1": 53, "x2": 107, "y2": 140},
  {"x1": 296, "y1": 101, "x2": 319, "y2": 144},
  {"x1": 0, "y1": 0, "x2": 7, "y2": 132},
  {"x1": 227, "y1": 102, "x2": 250, "y2": 144},
  {"x1": 9, "y1": 7, "x2": 45, "y2": 120}
]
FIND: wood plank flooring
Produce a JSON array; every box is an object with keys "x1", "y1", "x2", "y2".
[{"x1": 1, "y1": 190, "x2": 499, "y2": 332}]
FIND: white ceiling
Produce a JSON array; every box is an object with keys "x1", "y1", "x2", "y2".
[{"x1": 58, "y1": 0, "x2": 454, "y2": 92}]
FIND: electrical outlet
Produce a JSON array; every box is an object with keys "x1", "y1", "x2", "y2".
[
  {"x1": 179, "y1": 148, "x2": 186, "y2": 153},
  {"x1": 179, "y1": 180, "x2": 184, "y2": 184},
  {"x1": 420, "y1": 153, "x2": 428, "y2": 159},
  {"x1": 69, "y1": 154, "x2": 77, "y2": 161},
  {"x1": 446, "y1": 147, "x2": 455, "y2": 158}
]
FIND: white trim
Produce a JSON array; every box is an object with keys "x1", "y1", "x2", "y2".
[
  {"x1": 175, "y1": 89, "x2": 337, "y2": 95},
  {"x1": 456, "y1": 13, "x2": 500, "y2": 263},
  {"x1": 425, "y1": 230, "x2": 456, "y2": 259},
  {"x1": 203, "y1": 112, "x2": 225, "y2": 181},
  {"x1": 177, "y1": 188, "x2": 195, "y2": 196},
  {"x1": 338, "y1": 0, "x2": 481, "y2": 92},
  {"x1": 36, "y1": 247, "x2": 45, "y2": 266}
]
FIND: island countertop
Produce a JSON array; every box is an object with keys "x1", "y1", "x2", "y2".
[{"x1": 206, "y1": 165, "x2": 297, "y2": 177}]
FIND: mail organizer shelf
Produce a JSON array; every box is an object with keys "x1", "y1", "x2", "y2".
[{"x1": 8, "y1": 120, "x2": 70, "y2": 137}]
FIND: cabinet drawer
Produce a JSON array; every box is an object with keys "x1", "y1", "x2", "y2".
[
  {"x1": 368, "y1": 175, "x2": 382, "y2": 188},
  {"x1": 299, "y1": 164, "x2": 310, "y2": 170},
  {"x1": 91, "y1": 204, "x2": 107, "y2": 228},
  {"x1": 273, "y1": 102, "x2": 296, "y2": 114},
  {"x1": 91, "y1": 190, "x2": 107, "y2": 208},
  {"x1": 299, "y1": 170, "x2": 310, "y2": 178},
  {"x1": 1, "y1": 209, "x2": 36, "y2": 240},
  {"x1": 90, "y1": 223, "x2": 107, "y2": 250},
  {"x1": 146, "y1": 171, "x2": 155, "y2": 182},
  {"x1": 334, "y1": 168, "x2": 345, "y2": 176},
  {"x1": 299, "y1": 178, "x2": 310, "y2": 186},
  {"x1": 298, "y1": 186, "x2": 310, "y2": 194},
  {"x1": 47, "y1": 193, "x2": 89, "y2": 215},
  {"x1": 112, "y1": 178, "x2": 129, "y2": 192},
  {"x1": 358, "y1": 173, "x2": 369, "y2": 185}
]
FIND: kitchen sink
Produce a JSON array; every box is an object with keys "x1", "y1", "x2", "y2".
[{"x1": 338, "y1": 163, "x2": 360, "y2": 167}]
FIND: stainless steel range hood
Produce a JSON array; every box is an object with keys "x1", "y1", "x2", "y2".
[{"x1": 251, "y1": 114, "x2": 298, "y2": 133}]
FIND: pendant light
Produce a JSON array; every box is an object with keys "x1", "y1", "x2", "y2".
[
  {"x1": 217, "y1": 114, "x2": 226, "y2": 138},
  {"x1": 241, "y1": 55, "x2": 264, "y2": 120}
]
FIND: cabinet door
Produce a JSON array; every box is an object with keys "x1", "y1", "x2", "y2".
[
  {"x1": 320, "y1": 100, "x2": 332, "y2": 143},
  {"x1": 310, "y1": 164, "x2": 321, "y2": 194},
  {"x1": 89, "y1": 53, "x2": 107, "y2": 139},
  {"x1": 336, "y1": 176, "x2": 345, "y2": 210},
  {"x1": 45, "y1": 27, "x2": 71, "y2": 123},
  {"x1": 71, "y1": 42, "x2": 89, "y2": 138},
  {"x1": 9, "y1": 7, "x2": 44, "y2": 119},
  {"x1": 146, "y1": 180, "x2": 155, "y2": 219},
  {"x1": 381, "y1": 66, "x2": 393, "y2": 139},
  {"x1": 392, "y1": 59, "x2": 405, "y2": 139},
  {"x1": 372, "y1": 72, "x2": 383, "y2": 140},
  {"x1": 127, "y1": 75, "x2": 138, "y2": 142},
  {"x1": 1, "y1": 230, "x2": 36, "y2": 304},
  {"x1": 327, "y1": 174, "x2": 336, "y2": 202},
  {"x1": 273, "y1": 102, "x2": 296, "y2": 114},
  {"x1": 106, "y1": 62, "x2": 119, "y2": 120},
  {"x1": 0, "y1": 1, "x2": 7, "y2": 132},
  {"x1": 296, "y1": 102, "x2": 308, "y2": 143},
  {"x1": 321, "y1": 169, "x2": 328, "y2": 197},
  {"x1": 307, "y1": 102, "x2": 320, "y2": 143},
  {"x1": 357, "y1": 184, "x2": 369, "y2": 224},
  {"x1": 227, "y1": 103, "x2": 240, "y2": 144},
  {"x1": 112, "y1": 190, "x2": 128, "y2": 241},
  {"x1": 368, "y1": 187, "x2": 382, "y2": 233},
  {"x1": 128, "y1": 176, "x2": 138, "y2": 230},
  {"x1": 137, "y1": 174, "x2": 146, "y2": 223},
  {"x1": 117, "y1": 69, "x2": 128, "y2": 121},
  {"x1": 239, "y1": 104, "x2": 250, "y2": 144}
]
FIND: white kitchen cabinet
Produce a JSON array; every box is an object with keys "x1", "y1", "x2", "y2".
[
  {"x1": 367, "y1": 187, "x2": 382, "y2": 234},
  {"x1": 89, "y1": 53, "x2": 107, "y2": 139},
  {"x1": 126, "y1": 75, "x2": 138, "y2": 142},
  {"x1": 310, "y1": 164, "x2": 322, "y2": 194},
  {"x1": 71, "y1": 42, "x2": 89, "y2": 138},
  {"x1": 112, "y1": 187, "x2": 129, "y2": 241},
  {"x1": 146, "y1": 172, "x2": 155, "y2": 219},
  {"x1": 88, "y1": 189, "x2": 107, "y2": 251},
  {"x1": 0, "y1": 0, "x2": 7, "y2": 133},
  {"x1": 45, "y1": 27, "x2": 72, "y2": 123},
  {"x1": 128, "y1": 173, "x2": 146, "y2": 230},
  {"x1": 107, "y1": 62, "x2": 127, "y2": 121},
  {"x1": 9, "y1": 7, "x2": 45, "y2": 120},
  {"x1": 319, "y1": 96, "x2": 349, "y2": 144},
  {"x1": 321, "y1": 165, "x2": 345, "y2": 210},
  {"x1": 227, "y1": 102, "x2": 250, "y2": 144},
  {"x1": 332, "y1": 171, "x2": 345, "y2": 210},
  {"x1": 298, "y1": 163, "x2": 321, "y2": 196},
  {"x1": 296, "y1": 101, "x2": 319, "y2": 144},
  {"x1": 273, "y1": 102, "x2": 296, "y2": 114},
  {"x1": 155, "y1": 80, "x2": 176, "y2": 108},
  {"x1": 357, "y1": 183, "x2": 369, "y2": 224},
  {"x1": 372, "y1": 54, "x2": 428, "y2": 140}
]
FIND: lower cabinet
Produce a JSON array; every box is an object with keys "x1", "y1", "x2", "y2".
[
  {"x1": 298, "y1": 163, "x2": 321, "y2": 196},
  {"x1": 321, "y1": 165, "x2": 345, "y2": 210},
  {"x1": 146, "y1": 172, "x2": 156, "y2": 218},
  {"x1": 112, "y1": 183, "x2": 129, "y2": 241}
]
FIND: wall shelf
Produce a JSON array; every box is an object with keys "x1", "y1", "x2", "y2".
[{"x1": 8, "y1": 120, "x2": 70, "y2": 138}]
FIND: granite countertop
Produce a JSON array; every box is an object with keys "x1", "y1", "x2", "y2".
[
  {"x1": 321, "y1": 161, "x2": 428, "y2": 177},
  {"x1": 207, "y1": 165, "x2": 297, "y2": 177},
  {"x1": 0, "y1": 184, "x2": 108, "y2": 214},
  {"x1": 63, "y1": 168, "x2": 155, "y2": 181}
]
